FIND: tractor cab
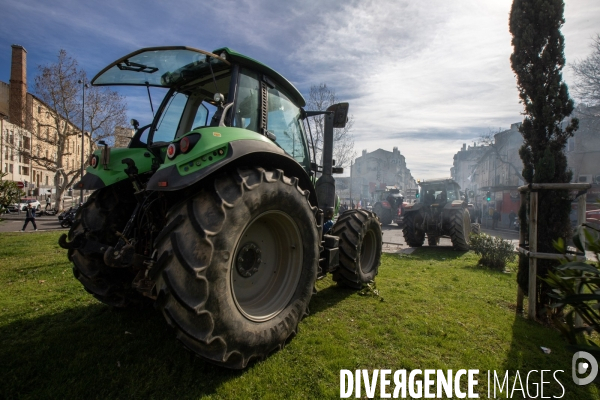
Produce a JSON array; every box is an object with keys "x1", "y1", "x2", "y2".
[
  {"x1": 89, "y1": 46, "x2": 311, "y2": 176},
  {"x1": 418, "y1": 179, "x2": 460, "y2": 207}
]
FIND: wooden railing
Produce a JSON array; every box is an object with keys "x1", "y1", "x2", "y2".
[{"x1": 515, "y1": 183, "x2": 591, "y2": 319}]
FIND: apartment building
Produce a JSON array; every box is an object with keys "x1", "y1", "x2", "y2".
[{"x1": 0, "y1": 45, "x2": 92, "y2": 196}]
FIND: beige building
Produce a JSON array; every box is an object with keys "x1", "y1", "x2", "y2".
[
  {"x1": 451, "y1": 110, "x2": 600, "y2": 226},
  {"x1": 340, "y1": 147, "x2": 417, "y2": 204},
  {"x1": 0, "y1": 44, "x2": 92, "y2": 197},
  {"x1": 114, "y1": 126, "x2": 134, "y2": 148}
]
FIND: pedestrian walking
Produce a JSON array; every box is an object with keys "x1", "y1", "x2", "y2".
[
  {"x1": 492, "y1": 209, "x2": 500, "y2": 230},
  {"x1": 45, "y1": 195, "x2": 51, "y2": 211},
  {"x1": 508, "y1": 210, "x2": 516, "y2": 229},
  {"x1": 21, "y1": 203, "x2": 38, "y2": 231}
]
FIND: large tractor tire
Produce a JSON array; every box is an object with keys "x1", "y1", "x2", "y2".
[
  {"x1": 153, "y1": 167, "x2": 319, "y2": 369},
  {"x1": 331, "y1": 209, "x2": 382, "y2": 289},
  {"x1": 402, "y1": 212, "x2": 425, "y2": 247},
  {"x1": 66, "y1": 183, "x2": 144, "y2": 307},
  {"x1": 471, "y1": 223, "x2": 481, "y2": 235},
  {"x1": 374, "y1": 203, "x2": 392, "y2": 225},
  {"x1": 449, "y1": 209, "x2": 472, "y2": 251}
]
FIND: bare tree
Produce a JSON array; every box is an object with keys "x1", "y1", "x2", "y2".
[
  {"x1": 305, "y1": 83, "x2": 356, "y2": 168},
  {"x1": 14, "y1": 50, "x2": 127, "y2": 209},
  {"x1": 478, "y1": 129, "x2": 524, "y2": 182},
  {"x1": 572, "y1": 34, "x2": 600, "y2": 107}
]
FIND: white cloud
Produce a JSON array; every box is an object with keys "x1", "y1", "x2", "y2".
[{"x1": 1, "y1": 0, "x2": 598, "y2": 180}]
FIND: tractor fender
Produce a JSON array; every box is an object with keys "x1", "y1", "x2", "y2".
[
  {"x1": 147, "y1": 139, "x2": 318, "y2": 207},
  {"x1": 75, "y1": 148, "x2": 157, "y2": 190},
  {"x1": 403, "y1": 203, "x2": 424, "y2": 213},
  {"x1": 443, "y1": 200, "x2": 466, "y2": 211}
]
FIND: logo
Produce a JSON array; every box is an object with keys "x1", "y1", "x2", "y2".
[{"x1": 572, "y1": 351, "x2": 598, "y2": 385}]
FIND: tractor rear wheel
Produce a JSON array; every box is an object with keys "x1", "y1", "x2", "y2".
[
  {"x1": 331, "y1": 209, "x2": 382, "y2": 289},
  {"x1": 153, "y1": 167, "x2": 318, "y2": 369},
  {"x1": 374, "y1": 203, "x2": 392, "y2": 225},
  {"x1": 449, "y1": 209, "x2": 472, "y2": 251},
  {"x1": 66, "y1": 183, "x2": 144, "y2": 307},
  {"x1": 471, "y1": 223, "x2": 481, "y2": 235},
  {"x1": 402, "y1": 212, "x2": 425, "y2": 247}
]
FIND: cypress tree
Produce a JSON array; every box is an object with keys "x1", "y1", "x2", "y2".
[{"x1": 509, "y1": 0, "x2": 578, "y2": 317}]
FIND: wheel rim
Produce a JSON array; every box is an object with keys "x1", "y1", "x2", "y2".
[
  {"x1": 231, "y1": 211, "x2": 303, "y2": 322},
  {"x1": 359, "y1": 228, "x2": 377, "y2": 275}
]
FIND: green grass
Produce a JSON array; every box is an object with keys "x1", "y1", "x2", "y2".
[{"x1": 0, "y1": 232, "x2": 598, "y2": 399}]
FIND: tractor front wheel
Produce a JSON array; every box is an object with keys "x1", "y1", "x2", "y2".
[
  {"x1": 153, "y1": 167, "x2": 318, "y2": 369},
  {"x1": 402, "y1": 212, "x2": 425, "y2": 247},
  {"x1": 449, "y1": 209, "x2": 472, "y2": 251},
  {"x1": 66, "y1": 183, "x2": 144, "y2": 307},
  {"x1": 331, "y1": 209, "x2": 382, "y2": 289}
]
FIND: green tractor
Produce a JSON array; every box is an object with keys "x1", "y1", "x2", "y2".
[
  {"x1": 402, "y1": 178, "x2": 471, "y2": 250},
  {"x1": 59, "y1": 46, "x2": 382, "y2": 369}
]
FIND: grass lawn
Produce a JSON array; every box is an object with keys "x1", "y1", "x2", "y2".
[{"x1": 0, "y1": 231, "x2": 598, "y2": 399}]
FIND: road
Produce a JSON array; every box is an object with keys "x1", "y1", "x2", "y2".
[
  {"x1": 380, "y1": 222, "x2": 519, "y2": 254},
  {"x1": 0, "y1": 213, "x2": 68, "y2": 233}
]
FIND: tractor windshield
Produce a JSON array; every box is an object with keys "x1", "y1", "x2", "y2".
[
  {"x1": 91, "y1": 47, "x2": 230, "y2": 87},
  {"x1": 419, "y1": 182, "x2": 461, "y2": 204}
]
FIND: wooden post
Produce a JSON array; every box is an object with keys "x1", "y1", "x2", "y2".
[
  {"x1": 528, "y1": 191, "x2": 538, "y2": 320},
  {"x1": 516, "y1": 191, "x2": 526, "y2": 315},
  {"x1": 574, "y1": 193, "x2": 587, "y2": 328},
  {"x1": 516, "y1": 286, "x2": 524, "y2": 314},
  {"x1": 577, "y1": 193, "x2": 587, "y2": 228},
  {"x1": 519, "y1": 191, "x2": 527, "y2": 247}
]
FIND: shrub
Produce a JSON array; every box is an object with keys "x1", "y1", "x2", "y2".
[
  {"x1": 469, "y1": 233, "x2": 516, "y2": 271},
  {"x1": 544, "y1": 228, "x2": 600, "y2": 358}
]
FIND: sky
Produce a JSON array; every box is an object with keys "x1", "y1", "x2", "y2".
[{"x1": 1, "y1": 0, "x2": 599, "y2": 179}]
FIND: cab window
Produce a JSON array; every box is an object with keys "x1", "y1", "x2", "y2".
[
  {"x1": 266, "y1": 85, "x2": 309, "y2": 167},
  {"x1": 233, "y1": 69, "x2": 260, "y2": 132}
]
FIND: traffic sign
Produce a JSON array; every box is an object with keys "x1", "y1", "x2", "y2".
[{"x1": 16, "y1": 181, "x2": 24, "y2": 189}]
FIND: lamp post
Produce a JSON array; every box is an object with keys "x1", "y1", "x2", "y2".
[{"x1": 77, "y1": 79, "x2": 88, "y2": 205}]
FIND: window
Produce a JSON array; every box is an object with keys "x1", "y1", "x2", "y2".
[
  {"x1": 266, "y1": 84, "x2": 309, "y2": 167},
  {"x1": 4, "y1": 163, "x2": 6, "y2": 173},
  {"x1": 9, "y1": 164, "x2": 13, "y2": 173},
  {"x1": 233, "y1": 69, "x2": 260, "y2": 132},
  {"x1": 45, "y1": 175, "x2": 48, "y2": 185},
  {"x1": 9, "y1": 132, "x2": 13, "y2": 145},
  {"x1": 22, "y1": 166, "x2": 29, "y2": 175},
  {"x1": 24, "y1": 136, "x2": 30, "y2": 150}
]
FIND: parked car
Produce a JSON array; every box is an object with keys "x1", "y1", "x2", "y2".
[{"x1": 7, "y1": 198, "x2": 41, "y2": 212}]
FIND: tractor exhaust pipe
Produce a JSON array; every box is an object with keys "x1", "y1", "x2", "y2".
[{"x1": 314, "y1": 103, "x2": 349, "y2": 216}]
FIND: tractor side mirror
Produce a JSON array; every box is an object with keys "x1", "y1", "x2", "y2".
[
  {"x1": 130, "y1": 119, "x2": 139, "y2": 130},
  {"x1": 326, "y1": 102, "x2": 349, "y2": 128}
]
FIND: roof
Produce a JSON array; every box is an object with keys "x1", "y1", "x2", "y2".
[{"x1": 213, "y1": 47, "x2": 305, "y2": 107}]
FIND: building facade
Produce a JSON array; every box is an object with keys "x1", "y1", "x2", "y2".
[
  {"x1": 338, "y1": 147, "x2": 417, "y2": 205},
  {"x1": 0, "y1": 44, "x2": 92, "y2": 198},
  {"x1": 451, "y1": 111, "x2": 600, "y2": 227}
]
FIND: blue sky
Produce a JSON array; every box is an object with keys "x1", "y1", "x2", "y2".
[{"x1": 1, "y1": 0, "x2": 599, "y2": 179}]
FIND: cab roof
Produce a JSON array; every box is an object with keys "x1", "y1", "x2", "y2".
[{"x1": 91, "y1": 46, "x2": 305, "y2": 107}]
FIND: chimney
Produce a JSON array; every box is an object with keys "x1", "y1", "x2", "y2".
[
  {"x1": 9, "y1": 45, "x2": 27, "y2": 128},
  {"x1": 362, "y1": 149, "x2": 367, "y2": 156},
  {"x1": 462, "y1": 143, "x2": 466, "y2": 151}
]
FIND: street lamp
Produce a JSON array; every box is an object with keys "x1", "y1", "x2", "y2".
[{"x1": 78, "y1": 79, "x2": 89, "y2": 205}]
